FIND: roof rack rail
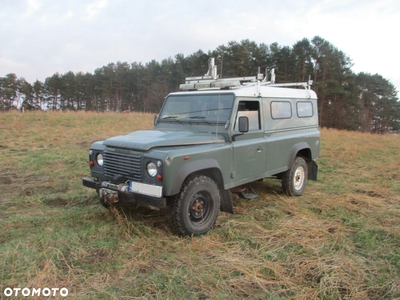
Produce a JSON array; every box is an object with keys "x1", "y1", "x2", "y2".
[{"x1": 179, "y1": 58, "x2": 313, "y2": 91}]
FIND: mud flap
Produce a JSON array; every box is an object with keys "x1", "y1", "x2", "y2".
[
  {"x1": 308, "y1": 160, "x2": 318, "y2": 181},
  {"x1": 220, "y1": 189, "x2": 234, "y2": 214}
]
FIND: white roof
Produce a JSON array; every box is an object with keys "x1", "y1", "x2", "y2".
[{"x1": 170, "y1": 84, "x2": 317, "y2": 100}]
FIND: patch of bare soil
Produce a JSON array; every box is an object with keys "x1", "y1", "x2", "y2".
[
  {"x1": 354, "y1": 188, "x2": 384, "y2": 198},
  {"x1": 46, "y1": 198, "x2": 69, "y2": 207},
  {"x1": 75, "y1": 140, "x2": 91, "y2": 149},
  {"x1": 0, "y1": 170, "x2": 19, "y2": 201},
  {"x1": 0, "y1": 175, "x2": 13, "y2": 184},
  {"x1": 0, "y1": 169, "x2": 16, "y2": 183}
]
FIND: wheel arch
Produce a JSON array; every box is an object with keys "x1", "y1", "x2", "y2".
[
  {"x1": 288, "y1": 142, "x2": 318, "y2": 181},
  {"x1": 288, "y1": 142, "x2": 312, "y2": 166},
  {"x1": 168, "y1": 159, "x2": 224, "y2": 196}
]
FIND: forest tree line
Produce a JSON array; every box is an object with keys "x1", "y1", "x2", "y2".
[{"x1": 1, "y1": 36, "x2": 399, "y2": 133}]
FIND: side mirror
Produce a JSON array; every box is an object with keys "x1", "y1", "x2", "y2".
[
  {"x1": 232, "y1": 116, "x2": 249, "y2": 141},
  {"x1": 238, "y1": 116, "x2": 249, "y2": 133}
]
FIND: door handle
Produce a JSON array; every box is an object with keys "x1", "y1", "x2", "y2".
[{"x1": 257, "y1": 146, "x2": 264, "y2": 153}]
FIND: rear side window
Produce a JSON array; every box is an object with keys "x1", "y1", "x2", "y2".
[
  {"x1": 271, "y1": 101, "x2": 292, "y2": 119},
  {"x1": 297, "y1": 102, "x2": 313, "y2": 118}
]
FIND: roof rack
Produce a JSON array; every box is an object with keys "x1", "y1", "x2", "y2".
[{"x1": 179, "y1": 58, "x2": 313, "y2": 91}]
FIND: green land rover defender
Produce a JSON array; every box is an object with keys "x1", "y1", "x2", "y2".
[{"x1": 83, "y1": 58, "x2": 320, "y2": 236}]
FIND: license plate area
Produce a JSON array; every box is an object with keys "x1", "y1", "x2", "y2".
[{"x1": 129, "y1": 182, "x2": 162, "y2": 198}]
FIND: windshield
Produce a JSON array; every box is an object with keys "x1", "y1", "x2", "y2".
[{"x1": 159, "y1": 94, "x2": 234, "y2": 124}]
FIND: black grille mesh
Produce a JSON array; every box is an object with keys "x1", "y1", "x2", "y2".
[{"x1": 103, "y1": 150, "x2": 142, "y2": 182}]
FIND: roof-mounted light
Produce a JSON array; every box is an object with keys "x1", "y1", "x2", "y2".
[{"x1": 179, "y1": 80, "x2": 242, "y2": 91}]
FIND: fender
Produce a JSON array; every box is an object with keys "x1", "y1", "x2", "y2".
[
  {"x1": 169, "y1": 159, "x2": 222, "y2": 196},
  {"x1": 288, "y1": 142, "x2": 311, "y2": 167}
]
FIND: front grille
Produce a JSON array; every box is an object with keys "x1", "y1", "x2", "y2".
[{"x1": 103, "y1": 149, "x2": 143, "y2": 182}]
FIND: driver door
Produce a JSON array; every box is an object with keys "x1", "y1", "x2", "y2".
[{"x1": 232, "y1": 100, "x2": 266, "y2": 183}]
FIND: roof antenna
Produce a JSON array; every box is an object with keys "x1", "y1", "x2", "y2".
[
  {"x1": 257, "y1": 67, "x2": 263, "y2": 81},
  {"x1": 270, "y1": 68, "x2": 276, "y2": 84},
  {"x1": 205, "y1": 58, "x2": 218, "y2": 79},
  {"x1": 263, "y1": 67, "x2": 269, "y2": 82},
  {"x1": 262, "y1": 67, "x2": 275, "y2": 83}
]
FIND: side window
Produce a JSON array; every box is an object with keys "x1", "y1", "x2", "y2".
[
  {"x1": 234, "y1": 101, "x2": 261, "y2": 131},
  {"x1": 297, "y1": 101, "x2": 313, "y2": 118},
  {"x1": 271, "y1": 101, "x2": 292, "y2": 119}
]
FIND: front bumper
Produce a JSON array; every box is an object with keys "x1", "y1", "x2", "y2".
[{"x1": 82, "y1": 177, "x2": 167, "y2": 209}]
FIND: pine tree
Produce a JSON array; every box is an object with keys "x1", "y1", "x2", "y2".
[{"x1": 0, "y1": 74, "x2": 19, "y2": 111}]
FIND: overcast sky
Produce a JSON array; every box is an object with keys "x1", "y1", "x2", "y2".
[{"x1": 1, "y1": 0, "x2": 399, "y2": 95}]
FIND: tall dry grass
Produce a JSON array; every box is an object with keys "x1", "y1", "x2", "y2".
[{"x1": 0, "y1": 111, "x2": 399, "y2": 299}]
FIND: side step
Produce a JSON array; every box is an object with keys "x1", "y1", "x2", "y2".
[{"x1": 232, "y1": 184, "x2": 258, "y2": 200}]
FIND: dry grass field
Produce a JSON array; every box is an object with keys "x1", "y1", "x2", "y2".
[{"x1": 0, "y1": 111, "x2": 399, "y2": 299}]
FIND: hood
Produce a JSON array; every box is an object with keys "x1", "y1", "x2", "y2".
[{"x1": 103, "y1": 130, "x2": 225, "y2": 151}]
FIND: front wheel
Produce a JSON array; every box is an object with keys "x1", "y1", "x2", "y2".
[
  {"x1": 282, "y1": 157, "x2": 308, "y2": 196},
  {"x1": 170, "y1": 176, "x2": 220, "y2": 236}
]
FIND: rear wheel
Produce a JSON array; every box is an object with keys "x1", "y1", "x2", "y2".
[
  {"x1": 170, "y1": 176, "x2": 220, "y2": 236},
  {"x1": 282, "y1": 157, "x2": 308, "y2": 196}
]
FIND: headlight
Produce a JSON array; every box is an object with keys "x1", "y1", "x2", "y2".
[
  {"x1": 96, "y1": 153, "x2": 104, "y2": 166},
  {"x1": 147, "y1": 162, "x2": 157, "y2": 177}
]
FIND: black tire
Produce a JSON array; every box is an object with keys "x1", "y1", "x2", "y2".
[
  {"x1": 170, "y1": 176, "x2": 220, "y2": 236},
  {"x1": 282, "y1": 157, "x2": 308, "y2": 196}
]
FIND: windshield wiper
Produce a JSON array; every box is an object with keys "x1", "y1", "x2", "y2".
[
  {"x1": 161, "y1": 115, "x2": 179, "y2": 119},
  {"x1": 160, "y1": 115, "x2": 189, "y2": 124},
  {"x1": 188, "y1": 116, "x2": 213, "y2": 124}
]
